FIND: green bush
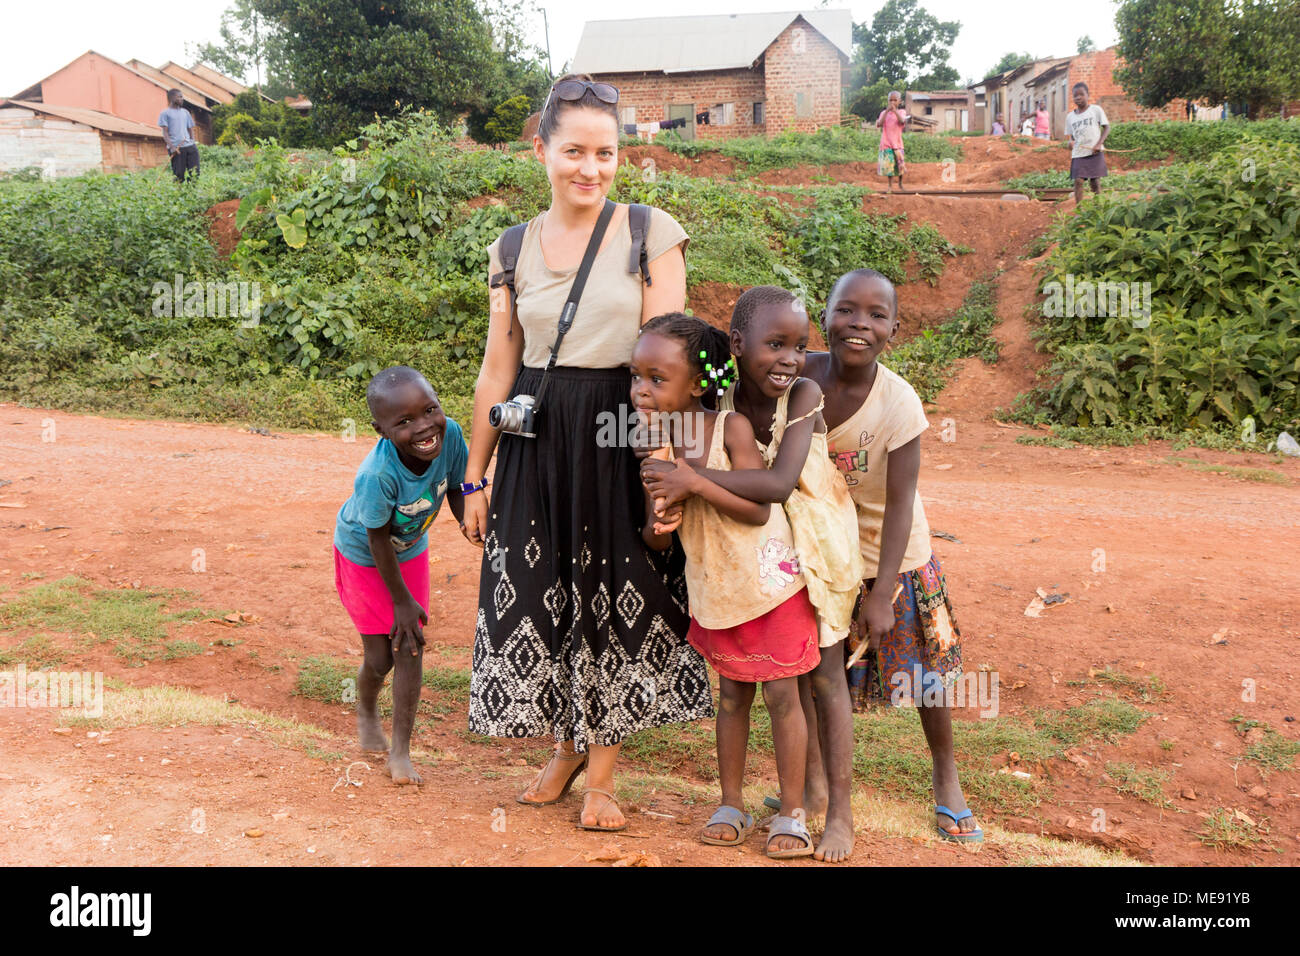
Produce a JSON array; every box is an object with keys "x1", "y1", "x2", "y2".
[
  {"x1": 1105, "y1": 118, "x2": 1300, "y2": 161},
  {"x1": 1030, "y1": 141, "x2": 1300, "y2": 434},
  {"x1": 655, "y1": 125, "x2": 963, "y2": 171}
]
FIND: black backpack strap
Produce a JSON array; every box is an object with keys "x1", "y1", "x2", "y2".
[
  {"x1": 627, "y1": 202, "x2": 652, "y2": 287},
  {"x1": 488, "y1": 222, "x2": 529, "y2": 304}
]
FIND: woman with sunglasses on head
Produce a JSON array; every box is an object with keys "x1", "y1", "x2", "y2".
[{"x1": 461, "y1": 75, "x2": 711, "y2": 832}]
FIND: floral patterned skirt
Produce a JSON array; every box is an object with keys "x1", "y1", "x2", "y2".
[{"x1": 847, "y1": 552, "x2": 962, "y2": 709}]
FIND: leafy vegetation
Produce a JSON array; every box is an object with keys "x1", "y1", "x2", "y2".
[
  {"x1": 886, "y1": 279, "x2": 999, "y2": 402},
  {"x1": 657, "y1": 125, "x2": 963, "y2": 172},
  {"x1": 1105, "y1": 118, "x2": 1300, "y2": 161},
  {"x1": 1026, "y1": 141, "x2": 1300, "y2": 437}
]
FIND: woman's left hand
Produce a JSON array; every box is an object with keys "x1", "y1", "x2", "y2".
[{"x1": 642, "y1": 459, "x2": 698, "y2": 509}]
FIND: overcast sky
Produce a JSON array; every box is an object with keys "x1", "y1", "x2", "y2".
[{"x1": 0, "y1": 1, "x2": 1119, "y2": 97}]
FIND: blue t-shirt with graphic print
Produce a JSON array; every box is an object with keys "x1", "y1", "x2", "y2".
[{"x1": 333, "y1": 420, "x2": 467, "y2": 566}]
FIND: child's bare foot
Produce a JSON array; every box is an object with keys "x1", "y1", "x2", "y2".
[
  {"x1": 804, "y1": 775, "x2": 828, "y2": 819},
  {"x1": 389, "y1": 754, "x2": 422, "y2": 785},
  {"x1": 357, "y1": 709, "x2": 389, "y2": 753},
  {"x1": 815, "y1": 806, "x2": 855, "y2": 862}
]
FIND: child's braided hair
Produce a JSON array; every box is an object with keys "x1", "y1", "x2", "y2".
[{"x1": 639, "y1": 312, "x2": 735, "y2": 410}]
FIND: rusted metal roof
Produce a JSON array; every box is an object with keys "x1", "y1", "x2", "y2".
[
  {"x1": 572, "y1": 10, "x2": 852, "y2": 75},
  {"x1": 0, "y1": 99, "x2": 164, "y2": 138}
]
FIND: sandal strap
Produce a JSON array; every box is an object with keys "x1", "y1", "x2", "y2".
[
  {"x1": 582, "y1": 787, "x2": 617, "y2": 801},
  {"x1": 935, "y1": 804, "x2": 973, "y2": 824},
  {"x1": 707, "y1": 805, "x2": 753, "y2": 830},
  {"x1": 768, "y1": 814, "x2": 812, "y2": 843}
]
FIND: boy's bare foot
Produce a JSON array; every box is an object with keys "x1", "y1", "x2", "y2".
[
  {"x1": 580, "y1": 789, "x2": 626, "y2": 830},
  {"x1": 804, "y1": 775, "x2": 829, "y2": 819},
  {"x1": 389, "y1": 754, "x2": 422, "y2": 785},
  {"x1": 815, "y1": 808, "x2": 855, "y2": 862},
  {"x1": 357, "y1": 709, "x2": 389, "y2": 753}
]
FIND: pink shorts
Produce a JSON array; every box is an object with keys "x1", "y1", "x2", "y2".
[{"x1": 333, "y1": 546, "x2": 430, "y2": 635}]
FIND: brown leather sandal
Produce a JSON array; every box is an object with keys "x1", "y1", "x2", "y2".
[
  {"x1": 577, "y1": 787, "x2": 629, "y2": 832},
  {"x1": 516, "y1": 746, "x2": 587, "y2": 806}
]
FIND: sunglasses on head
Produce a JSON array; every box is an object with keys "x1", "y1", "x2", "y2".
[{"x1": 544, "y1": 79, "x2": 619, "y2": 113}]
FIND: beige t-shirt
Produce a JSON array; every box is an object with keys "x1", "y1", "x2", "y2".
[
  {"x1": 825, "y1": 363, "x2": 932, "y2": 578},
  {"x1": 486, "y1": 205, "x2": 689, "y2": 369}
]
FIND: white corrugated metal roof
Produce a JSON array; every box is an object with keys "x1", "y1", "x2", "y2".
[{"x1": 571, "y1": 10, "x2": 852, "y2": 75}]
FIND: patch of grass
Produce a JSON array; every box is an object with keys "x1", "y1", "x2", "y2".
[
  {"x1": 1105, "y1": 762, "x2": 1174, "y2": 808},
  {"x1": 0, "y1": 575, "x2": 224, "y2": 667},
  {"x1": 1231, "y1": 716, "x2": 1300, "y2": 775},
  {"x1": 621, "y1": 718, "x2": 718, "y2": 779},
  {"x1": 62, "y1": 683, "x2": 337, "y2": 753},
  {"x1": 1198, "y1": 807, "x2": 1273, "y2": 852},
  {"x1": 1016, "y1": 434, "x2": 1078, "y2": 448},
  {"x1": 886, "y1": 278, "x2": 1000, "y2": 402},
  {"x1": 0, "y1": 633, "x2": 67, "y2": 668},
  {"x1": 293, "y1": 655, "x2": 356, "y2": 705},
  {"x1": 161, "y1": 640, "x2": 204, "y2": 661},
  {"x1": 1083, "y1": 669, "x2": 1168, "y2": 703},
  {"x1": 1033, "y1": 696, "x2": 1150, "y2": 746},
  {"x1": 1165, "y1": 456, "x2": 1291, "y2": 485}
]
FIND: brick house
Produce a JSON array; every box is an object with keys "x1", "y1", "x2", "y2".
[
  {"x1": 978, "y1": 47, "x2": 1188, "y2": 138},
  {"x1": 571, "y1": 10, "x2": 852, "y2": 141},
  {"x1": 903, "y1": 90, "x2": 975, "y2": 132}
]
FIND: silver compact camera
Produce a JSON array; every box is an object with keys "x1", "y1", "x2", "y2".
[{"x1": 488, "y1": 394, "x2": 537, "y2": 438}]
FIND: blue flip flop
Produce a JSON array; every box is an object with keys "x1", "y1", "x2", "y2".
[{"x1": 935, "y1": 805, "x2": 983, "y2": 843}]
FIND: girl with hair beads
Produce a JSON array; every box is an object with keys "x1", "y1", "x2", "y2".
[
  {"x1": 805, "y1": 267, "x2": 982, "y2": 843},
  {"x1": 634, "y1": 312, "x2": 819, "y2": 860},
  {"x1": 642, "y1": 288, "x2": 865, "y2": 862}
]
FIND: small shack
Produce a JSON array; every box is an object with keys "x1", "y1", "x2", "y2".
[{"x1": 0, "y1": 100, "x2": 167, "y2": 177}]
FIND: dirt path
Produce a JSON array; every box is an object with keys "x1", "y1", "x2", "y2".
[{"x1": 2, "y1": 401, "x2": 1296, "y2": 866}]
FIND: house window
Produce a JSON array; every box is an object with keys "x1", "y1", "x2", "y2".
[
  {"x1": 618, "y1": 106, "x2": 636, "y2": 127},
  {"x1": 710, "y1": 102, "x2": 735, "y2": 126},
  {"x1": 753, "y1": 101, "x2": 765, "y2": 125},
  {"x1": 794, "y1": 89, "x2": 813, "y2": 118},
  {"x1": 924, "y1": 105, "x2": 933, "y2": 115}
]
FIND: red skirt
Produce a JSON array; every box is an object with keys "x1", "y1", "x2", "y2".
[{"x1": 687, "y1": 587, "x2": 820, "y2": 683}]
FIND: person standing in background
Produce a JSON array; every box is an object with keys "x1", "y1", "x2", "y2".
[{"x1": 159, "y1": 90, "x2": 199, "y2": 183}]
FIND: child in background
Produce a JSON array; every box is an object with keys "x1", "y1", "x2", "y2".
[
  {"x1": 876, "y1": 91, "x2": 908, "y2": 192},
  {"x1": 634, "y1": 313, "x2": 818, "y2": 860},
  {"x1": 1034, "y1": 101, "x2": 1051, "y2": 139},
  {"x1": 1065, "y1": 82, "x2": 1110, "y2": 202},
  {"x1": 642, "y1": 288, "x2": 865, "y2": 863},
  {"x1": 334, "y1": 366, "x2": 468, "y2": 784},
  {"x1": 804, "y1": 269, "x2": 982, "y2": 844},
  {"x1": 992, "y1": 118, "x2": 1006, "y2": 135}
]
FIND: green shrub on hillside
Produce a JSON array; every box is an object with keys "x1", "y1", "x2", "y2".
[
  {"x1": 1105, "y1": 118, "x2": 1300, "y2": 161},
  {"x1": 1032, "y1": 141, "x2": 1300, "y2": 433},
  {"x1": 656, "y1": 125, "x2": 962, "y2": 171}
]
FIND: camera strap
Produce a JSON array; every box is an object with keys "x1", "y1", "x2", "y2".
[{"x1": 533, "y1": 198, "x2": 617, "y2": 413}]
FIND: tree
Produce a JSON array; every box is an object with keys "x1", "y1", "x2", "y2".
[
  {"x1": 1115, "y1": 0, "x2": 1300, "y2": 116},
  {"x1": 985, "y1": 52, "x2": 1035, "y2": 79},
  {"x1": 464, "y1": 0, "x2": 552, "y2": 143},
  {"x1": 252, "y1": 0, "x2": 504, "y2": 142},
  {"x1": 1076, "y1": 35, "x2": 1096, "y2": 53},
  {"x1": 848, "y1": 0, "x2": 960, "y2": 100},
  {"x1": 189, "y1": 0, "x2": 296, "y2": 100}
]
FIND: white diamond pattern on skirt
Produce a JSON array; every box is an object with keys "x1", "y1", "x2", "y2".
[
  {"x1": 592, "y1": 582, "x2": 610, "y2": 630},
  {"x1": 524, "y1": 537, "x2": 541, "y2": 568},
  {"x1": 542, "y1": 579, "x2": 568, "y2": 627},
  {"x1": 580, "y1": 544, "x2": 592, "y2": 571},
  {"x1": 616, "y1": 579, "x2": 645, "y2": 629},
  {"x1": 493, "y1": 567, "x2": 516, "y2": 621}
]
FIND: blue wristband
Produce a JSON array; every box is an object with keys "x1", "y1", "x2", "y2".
[{"x1": 460, "y1": 477, "x2": 489, "y2": 495}]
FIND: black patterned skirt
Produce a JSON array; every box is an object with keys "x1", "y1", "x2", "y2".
[{"x1": 468, "y1": 365, "x2": 714, "y2": 750}]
